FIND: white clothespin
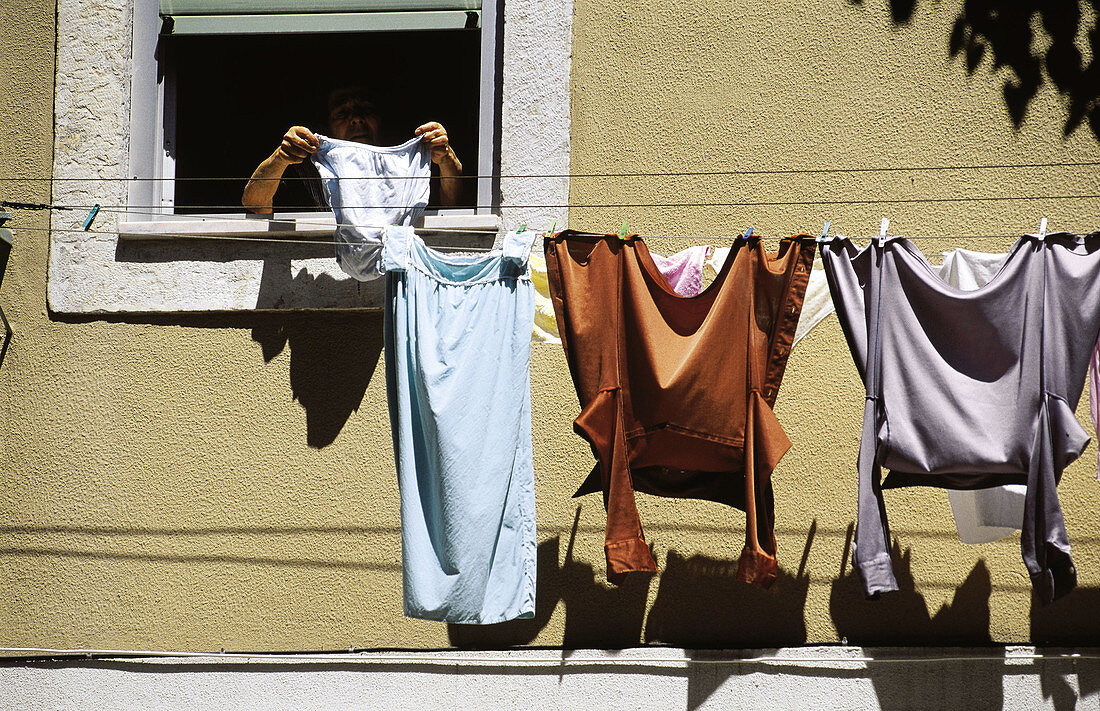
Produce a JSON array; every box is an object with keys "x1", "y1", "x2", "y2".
[
  {"x1": 1038, "y1": 217, "x2": 1048, "y2": 238},
  {"x1": 877, "y1": 217, "x2": 889, "y2": 247},
  {"x1": 818, "y1": 220, "x2": 831, "y2": 242}
]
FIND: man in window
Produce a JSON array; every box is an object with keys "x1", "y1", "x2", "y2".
[{"x1": 242, "y1": 87, "x2": 463, "y2": 213}]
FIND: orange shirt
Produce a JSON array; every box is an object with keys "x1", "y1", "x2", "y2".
[{"x1": 545, "y1": 231, "x2": 815, "y2": 586}]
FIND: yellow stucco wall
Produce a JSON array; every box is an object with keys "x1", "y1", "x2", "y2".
[
  {"x1": 569, "y1": 0, "x2": 1100, "y2": 647},
  {"x1": 1, "y1": 0, "x2": 1099, "y2": 653}
]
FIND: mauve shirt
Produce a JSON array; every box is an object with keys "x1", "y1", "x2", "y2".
[
  {"x1": 545, "y1": 231, "x2": 815, "y2": 587},
  {"x1": 821, "y1": 232, "x2": 1100, "y2": 604}
]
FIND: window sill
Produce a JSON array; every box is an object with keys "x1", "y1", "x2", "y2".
[{"x1": 49, "y1": 213, "x2": 503, "y2": 314}]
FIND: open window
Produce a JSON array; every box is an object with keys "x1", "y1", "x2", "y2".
[
  {"x1": 51, "y1": 0, "x2": 568, "y2": 313},
  {"x1": 128, "y1": 1, "x2": 499, "y2": 228}
]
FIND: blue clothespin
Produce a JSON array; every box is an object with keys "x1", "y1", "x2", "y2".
[
  {"x1": 741, "y1": 226, "x2": 754, "y2": 242},
  {"x1": 82, "y1": 204, "x2": 101, "y2": 231}
]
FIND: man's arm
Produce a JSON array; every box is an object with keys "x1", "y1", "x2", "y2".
[
  {"x1": 415, "y1": 122, "x2": 463, "y2": 207},
  {"x1": 242, "y1": 126, "x2": 320, "y2": 214}
]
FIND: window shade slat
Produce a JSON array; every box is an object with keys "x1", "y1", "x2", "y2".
[
  {"x1": 160, "y1": 1, "x2": 480, "y2": 14},
  {"x1": 163, "y1": 10, "x2": 480, "y2": 34}
]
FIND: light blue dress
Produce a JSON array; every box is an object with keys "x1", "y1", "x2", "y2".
[{"x1": 383, "y1": 226, "x2": 537, "y2": 624}]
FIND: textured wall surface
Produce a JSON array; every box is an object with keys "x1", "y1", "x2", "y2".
[
  {"x1": 499, "y1": 0, "x2": 571, "y2": 232},
  {"x1": 567, "y1": 0, "x2": 1100, "y2": 648},
  {"x1": 4, "y1": 0, "x2": 1100, "y2": 670}
]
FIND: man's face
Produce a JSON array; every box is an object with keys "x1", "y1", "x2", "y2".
[{"x1": 329, "y1": 99, "x2": 380, "y2": 144}]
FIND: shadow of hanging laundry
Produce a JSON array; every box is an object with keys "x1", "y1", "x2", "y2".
[
  {"x1": 250, "y1": 303, "x2": 383, "y2": 449},
  {"x1": 643, "y1": 520, "x2": 816, "y2": 649},
  {"x1": 829, "y1": 523, "x2": 994, "y2": 645},
  {"x1": 447, "y1": 507, "x2": 652, "y2": 650}
]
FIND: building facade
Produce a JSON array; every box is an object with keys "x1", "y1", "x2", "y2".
[{"x1": 3, "y1": 0, "x2": 1100, "y2": 707}]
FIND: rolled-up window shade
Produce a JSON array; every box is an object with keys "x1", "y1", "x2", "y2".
[{"x1": 160, "y1": 1, "x2": 482, "y2": 34}]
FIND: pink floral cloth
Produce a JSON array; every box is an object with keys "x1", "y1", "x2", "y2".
[
  {"x1": 531, "y1": 244, "x2": 710, "y2": 344},
  {"x1": 649, "y1": 246, "x2": 710, "y2": 297}
]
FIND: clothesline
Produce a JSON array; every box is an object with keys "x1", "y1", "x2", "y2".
[
  {"x1": 4, "y1": 223, "x2": 1089, "y2": 248},
  {"x1": 59, "y1": 204, "x2": 1100, "y2": 235},
  {"x1": 3, "y1": 159, "x2": 1098, "y2": 180},
  {"x1": 5, "y1": 194, "x2": 1100, "y2": 213}
]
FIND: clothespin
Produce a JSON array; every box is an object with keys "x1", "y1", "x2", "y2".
[
  {"x1": 518, "y1": 223, "x2": 527, "y2": 233},
  {"x1": 619, "y1": 220, "x2": 628, "y2": 240},
  {"x1": 1038, "y1": 217, "x2": 1048, "y2": 238},
  {"x1": 818, "y1": 220, "x2": 831, "y2": 242},
  {"x1": 548, "y1": 219, "x2": 557, "y2": 235},
  {"x1": 81, "y1": 204, "x2": 101, "y2": 231},
  {"x1": 741, "y1": 226, "x2": 754, "y2": 242},
  {"x1": 877, "y1": 217, "x2": 889, "y2": 247}
]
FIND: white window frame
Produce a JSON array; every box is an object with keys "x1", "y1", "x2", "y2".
[
  {"x1": 47, "y1": 0, "x2": 571, "y2": 314},
  {"x1": 124, "y1": 0, "x2": 500, "y2": 234}
]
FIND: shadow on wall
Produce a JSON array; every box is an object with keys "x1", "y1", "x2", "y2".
[
  {"x1": 111, "y1": 244, "x2": 383, "y2": 449},
  {"x1": 250, "y1": 312, "x2": 383, "y2": 450},
  {"x1": 1031, "y1": 584, "x2": 1100, "y2": 707},
  {"x1": 445, "y1": 517, "x2": 1013, "y2": 711},
  {"x1": 251, "y1": 257, "x2": 385, "y2": 449},
  {"x1": 447, "y1": 513, "x2": 818, "y2": 652},
  {"x1": 643, "y1": 521, "x2": 816, "y2": 649},
  {"x1": 51, "y1": 256, "x2": 384, "y2": 450},
  {"x1": 1032, "y1": 583, "x2": 1100, "y2": 646},
  {"x1": 826, "y1": 524, "x2": 1004, "y2": 710},
  {"x1": 647, "y1": 525, "x2": 815, "y2": 711},
  {"x1": 829, "y1": 523, "x2": 994, "y2": 645},
  {"x1": 853, "y1": 0, "x2": 1100, "y2": 141},
  {"x1": 447, "y1": 508, "x2": 653, "y2": 650}
]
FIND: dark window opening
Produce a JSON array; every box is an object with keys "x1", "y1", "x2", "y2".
[{"x1": 169, "y1": 30, "x2": 481, "y2": 214}]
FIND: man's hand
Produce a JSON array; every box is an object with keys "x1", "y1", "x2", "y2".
[
  {"x1": 243, "y1": 126, "x2": 320, "y2": 213},
  {"x1": 274, "y1": 126, "x2": 320, "y2": 166},
  {"x1": 415, "y1": 122, "x2": 460, "y2": 169},
  {"x1": 415, "y1": 121, "x2": 463, "y2": 207}
]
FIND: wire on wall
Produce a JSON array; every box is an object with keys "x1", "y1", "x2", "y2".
[
  {"x1": 5, "y1": 194, "x2": 1100, "y2": 213},
  {"x1": 1, "y1": 160, "x2": 1098, "y2": 181}
]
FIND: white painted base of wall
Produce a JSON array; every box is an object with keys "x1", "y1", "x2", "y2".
[{"x1": 2, "y1": 647, "x2": 1097, "y2": 710}]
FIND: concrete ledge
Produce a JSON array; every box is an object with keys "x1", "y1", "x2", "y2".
[{"x1": 0, "y1": 646, "x2": 1094, "y2": 710}]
